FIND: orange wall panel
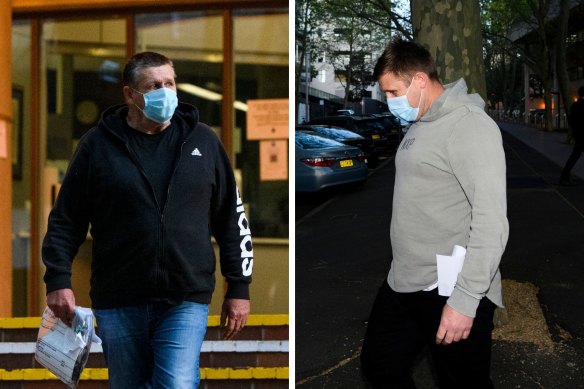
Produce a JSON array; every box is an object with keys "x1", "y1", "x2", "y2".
[
  {"x1": 12, "y1": 0, "x2": 270, "y2": 14},
  {"x1": 0, "y1": 0, "x2": 13, "y2": 317}
]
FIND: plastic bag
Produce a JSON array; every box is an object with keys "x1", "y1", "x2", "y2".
[{"x1": 35, "y1": 306, "x2": 101, "y2": 388}]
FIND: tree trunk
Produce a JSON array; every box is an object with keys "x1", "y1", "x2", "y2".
[
  {"x1": 343, "y1": 67, "x2": 352, "y2": 108},
  {"x1": 411, "y1": 0, "x2": 507, "y2": 326},
  {"x1": 295, "y1": 48, "x2": 306, "y2": 125},
  {"x1": 410, "y1": 0, "x2": 486, "y2": 101}
]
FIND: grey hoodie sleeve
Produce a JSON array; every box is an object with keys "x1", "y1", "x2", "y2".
[{"x1": 446, "y1": 107, "x2": 509, "y2": 317}]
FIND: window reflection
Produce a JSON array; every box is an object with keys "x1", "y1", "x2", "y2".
[
  {"x1": 136, "y1": 12, "x2": 223, "y2": 133},
  {"x1": 296, "y1": 132, "x2": 346, "y2": 149},
  {"x1": 234, "y1": 9, "x2": 288, "y2": 238}
]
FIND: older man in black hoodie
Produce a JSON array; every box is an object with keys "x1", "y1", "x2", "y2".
[{"x1": 42, "y1": 51, "x2": 252, "y2": 388}]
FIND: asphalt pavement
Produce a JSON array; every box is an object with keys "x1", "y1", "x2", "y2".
[{"x1": 295, "y1": 121, "x2": 584, "y2": 388}]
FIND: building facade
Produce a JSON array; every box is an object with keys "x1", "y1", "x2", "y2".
[{"x1": 1, "y1": 0, "x2": 289, "y2": 317}]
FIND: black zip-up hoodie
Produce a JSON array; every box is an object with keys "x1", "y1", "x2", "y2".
[{"x1": 42, "y1": 103, "x2": 252, "y2": 309}]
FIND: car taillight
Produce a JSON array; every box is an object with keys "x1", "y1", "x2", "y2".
[
  {"x1": 300, "y1": 157, "x2": 336, "y2": 167},
  {"x1": 356, "y1": 153, "x2": 366, "y2": 162}
]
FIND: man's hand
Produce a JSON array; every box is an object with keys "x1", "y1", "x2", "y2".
[
  {"x1": 220, "y1": 298, "x2": 250, "y2": 340},
  {"x1": 46, "y1": 288, "x2": 76, "y2": 327},
  {"x1": 435, "y1": 304, "x2": 474, "y2": 345}
]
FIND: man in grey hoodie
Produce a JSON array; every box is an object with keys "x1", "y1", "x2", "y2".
[{"x1": 360, "y1": 38, "x2": 509, "y2": 388}]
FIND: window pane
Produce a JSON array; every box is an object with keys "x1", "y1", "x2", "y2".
[
  {"x1": 234, "y1": 9, "x2": 289, "y2": 238},
  {"x1": 12, "y1": 20, "x2": 32, "y2": 316},
  {"x1": 136, "y1": 12, "x2": 223, "y2": 132},
  {"x1": 42, "y1": 19, "x2": 126, "y2": 160},
  {"x1": 41, "y1": 18, "x2": 126, "y2": 308}
]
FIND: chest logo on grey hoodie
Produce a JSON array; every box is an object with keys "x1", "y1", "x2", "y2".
[{"x1": 400, "y1": 137, "x2": 415, "y2": 151}]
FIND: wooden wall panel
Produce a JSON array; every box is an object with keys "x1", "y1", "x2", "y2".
[
  {"x1": 13, "y1": 0, "x2": 287, "y2": 16},
  {"x1": 0, "y1": 1, "x2": 13, "y2": 317}
]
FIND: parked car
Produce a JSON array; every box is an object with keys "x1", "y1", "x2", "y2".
[
  {"x1": 295, "y1": 130, "x2": 368, "y2": 192},
  {"x1": 368, "y1": 113, "x2": 405, "y2": 148},
  {"x1": 296, "y1": 124, "x2": 377, "y2": 166},
  {"x1": 370, "y1": 112, "x2": 403, "y2": 132},
  {"x1": 306, "y1": 115, "x2": 392, "y2": 155}
]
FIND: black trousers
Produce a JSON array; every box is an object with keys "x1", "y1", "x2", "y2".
[
  {"x1": 361, "y1": 281, "x2": 496, "y2": 389},
  {"x1": 561, "y1": 143, "x2": 583, "y2": 181}
]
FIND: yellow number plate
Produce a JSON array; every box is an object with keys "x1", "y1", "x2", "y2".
[
  {"x1": 372, "y1": 134, "x2": 381, "y2": 139},
  {"x1": 340, "y1": 159, "x2": 354, "y2": 168}
]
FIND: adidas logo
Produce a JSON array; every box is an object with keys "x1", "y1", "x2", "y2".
[{"x1": 191, "y1": 148, "x2": 202, "y2": 156}]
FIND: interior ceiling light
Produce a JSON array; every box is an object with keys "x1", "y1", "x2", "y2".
[{"x1": 177, "y1": 83, "x2": 248, "y2": 112}]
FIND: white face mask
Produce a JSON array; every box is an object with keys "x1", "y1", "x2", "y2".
[{"x1": 386, "y1": 78, "x2": 422, "y2": 126}]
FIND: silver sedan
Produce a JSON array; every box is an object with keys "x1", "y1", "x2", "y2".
[{"x1": 295, "y1": 131, "x2": 368, "y2": 192}]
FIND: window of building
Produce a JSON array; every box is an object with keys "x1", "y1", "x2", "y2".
[
  {"x1": 11, "y1": 3, "x2": 288, "y2": 315},
  {"x1": 234, "y1": 9, "x2": 288, "y2": 238},
  {"x1": 39, "y1": 17, "x2": 127, "y2": 308},
  {"x1": 135, "y1": 12, "x2": 223, "y2": 136},
  {"x1": 11, "y1": 19, "x2": 31, "y2": 316}
]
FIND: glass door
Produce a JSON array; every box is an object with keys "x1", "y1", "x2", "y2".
[{"x1": 39, "y1": 17, "x2": 126, "y2": 308}]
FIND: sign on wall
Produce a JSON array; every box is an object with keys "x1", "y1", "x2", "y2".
[
  {"x1": 246, "y1": 99, "x2": 289, "y2": 181},
  {"x1": 246, "y1": 99, "x2": 289, "y2": 140},
  {"x1": 260, "y1": 139, "x2": 288, "y2": 181}
]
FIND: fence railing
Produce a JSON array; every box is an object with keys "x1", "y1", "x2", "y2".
[{"x1": 489, "y1": 109, "x2": 568, "y2": 130}]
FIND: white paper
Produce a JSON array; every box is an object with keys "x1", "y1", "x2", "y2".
[
  {"x1": 35, "y1": 306, "x2": 101, "y2": 388},
  {"x1": 436, "y1": 245, "x2": 466, "y2": 297}
]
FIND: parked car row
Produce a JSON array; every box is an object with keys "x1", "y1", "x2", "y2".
[
  {"x1": 295, "y1": 112, "x2": 404, "y2": 192},
  {"x1": 296, "y1": 124, "x2": 377, "y2": 165},
  {"x1": 306, "y1": 112, "x2": 404, "y2": 155}
]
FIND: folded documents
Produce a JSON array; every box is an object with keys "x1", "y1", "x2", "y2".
[
  {"x1": 436, "y1": 245, "x2": 466, "y2": 297},
  {"x1": 35, "y1": 306, "x2": 101, "y2": 388}
]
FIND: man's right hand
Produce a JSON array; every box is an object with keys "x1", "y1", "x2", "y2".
[{"x1": 46, "y1": 288, "x2": 76, "y2": 326}]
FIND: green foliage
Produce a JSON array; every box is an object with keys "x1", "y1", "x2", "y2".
[{"x1": 296, "y1": 0, "x2": 413, "y2": 104}]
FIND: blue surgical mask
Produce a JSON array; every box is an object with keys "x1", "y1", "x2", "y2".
[
  {"x1": 386, "y1": 79, "x2": 422, "y2": 126},
  {"x1": 133, "y1": 87, "x2": 178, "y2": 123}
]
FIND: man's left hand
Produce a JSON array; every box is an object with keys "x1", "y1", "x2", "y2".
[
  {"x1": 221, "y1": 298, "x2": 250, "y2": 340},
  {"x1": 435, "y1": 304, "x2": 474, "y2": 345}
]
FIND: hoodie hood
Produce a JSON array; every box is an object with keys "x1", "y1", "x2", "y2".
[
  {"x1": 421, "y1": 78, "x2": 485, "y2": 123},
  {"x1": 98, "y1": 102, "x2": 200, "y2": 142}
]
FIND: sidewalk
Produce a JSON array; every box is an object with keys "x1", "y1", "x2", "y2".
[{"x1": 499, "y1": 121, "x2": 584, "y2": 180}]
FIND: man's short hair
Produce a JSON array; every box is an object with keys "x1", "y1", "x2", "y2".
[
  {"x1": 373, "y1": 37, "x2": 440, "y2": 84},
  {"x1": 123, "y1": 52, "x2": 174, "y2": 87}
]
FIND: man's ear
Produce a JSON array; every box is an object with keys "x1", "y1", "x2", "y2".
[
  {"x1": 414, "y1": 72, "x2": 429, "y2": 90},
  {"x1": 122, "y1": 85, "x2": 135, "y2": 105}
]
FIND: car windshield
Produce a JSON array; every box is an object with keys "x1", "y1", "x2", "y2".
[
  {"x1": 295, "y1": 132, "x2": 346, "y2": 149},
  {"x1": 312, "y1": 127, "x2": 362, "y2": 139}
]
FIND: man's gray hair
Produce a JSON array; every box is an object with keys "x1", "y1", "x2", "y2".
[{"x1": 122, "y1": 52, "x2": 174, "y2": 87}]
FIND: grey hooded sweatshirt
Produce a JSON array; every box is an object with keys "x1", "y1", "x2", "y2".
[{"x1": 387, "y1": 78, "x2": 509, "y2": 317}]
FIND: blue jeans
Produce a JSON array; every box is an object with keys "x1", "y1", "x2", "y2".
[{"x1": 94, "y1": 301, "x2": 208, "y2": 389}]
